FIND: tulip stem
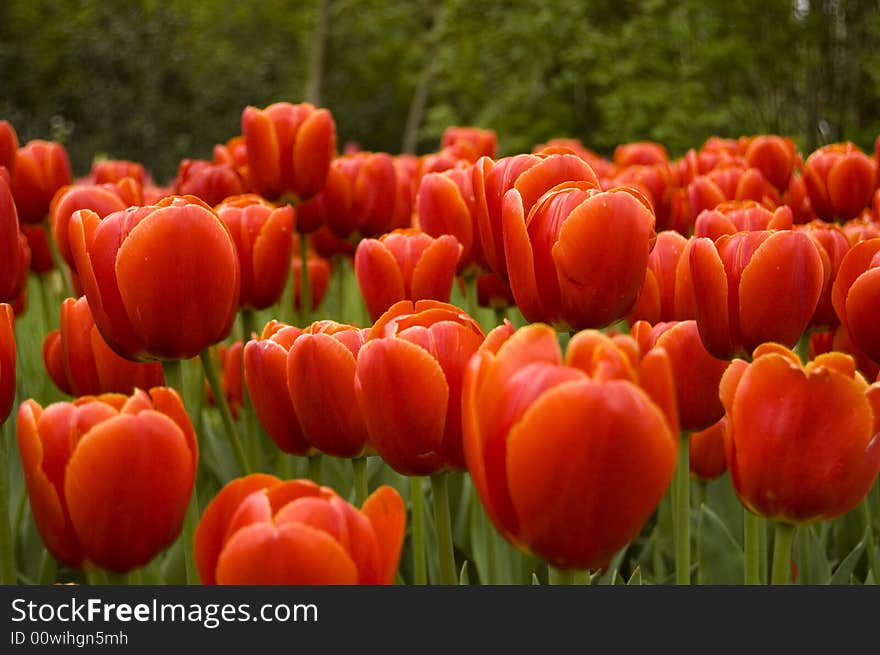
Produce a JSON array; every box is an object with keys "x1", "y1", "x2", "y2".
[
  {"x1": 183, "y1": 485, "x2": 199, "y2": 585},
  {"x1": 162, "y1": 360, "x2": 185, "y2": 401},
  {"x1": 308, "y1": 453, "x2": 323, "y2": 485},
  {"x1": 87, "y1": 569, "x2": 108, "y2": 586},
  {"x1": 673, "y1": 433, "x2": 691, "y2": 585},
  {"x1": 37, "y1": 273, "x2": 55, "y2": 330},
  {"x1": 38, "y1": 550, "x2": 56, "y2": 585},
  {"x1": 410, "y1": 477, "x2": 427, "y2": 585},
  {"x1": 860, "y1": 497, "x2": 878, "y2": 585},
  {"x1": 240, "y1": 309, "x2": 260, "y2": 469},
  {"x1": 797, "y1": 528, "x2": 811, "y2": 584},
  {"x1": 352, "y1": 456, "x2": 368, "y2": 506},
  {"x1": 771, "y1": 522, "x2": 796, "y2": 585},
  {"x1": 744, "y1": 510, "x2": 761, "y2": 584},
  {"x1": 548, "y1": 567, "x2": 575, "y2": 585},
  {"x1": 0, "y1": 420, "x2": 16, "y2": 584},
  {"x1": 200, "y1": 348, "x2": 249, "y2": 475},
  {"x1": 430, "y1": 473, "x2": 457, "y2": 585},
  {"x1": 46, "y1": 230, "x2": 74, "y2": 299},
  {"x1": 758, "y1": 516, "x2": 768, "y2": 583},
  {"x1": 299, "y1": 233, "x2": 312, "y2": 326}
]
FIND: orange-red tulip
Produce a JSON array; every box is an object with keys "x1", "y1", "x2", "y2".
[
  {"x1": 532, "y1": 139, "x2": 614, "y2": 178},
  {"x1": 720, "y1": 344, "x2": 880, "y2": 524},
  {"x1": 17, "y1": 387, "x2": 197, "y2": 571},
  {"x1": 503, "y1": 183, "x2": 655, "y2": 330},
  {"x1": 694, "y1": 201, "x2": 792, "y2": 241},
  {"x1": 320, "y1": 152, "x2": 398, "y2": 239},
  {"x1": 355, "y1": 300, "x2": 486, "y2": 476},
  {"x1": 243, "y1": 321, "x2": 310, "y2": 455},
  {"x1": 0, "y1": 171, "x2": 30, "y2": 303},
  {"x1": 194, "y1": 475, "x2": 405, "y2": 585},
  {"x1": 174, "y1": 159, "x2": 244, "y2": 207},
  {"x1": 803, "y1": 142, "x2": 876, "y2": 221},
  {"x1": 795, "y1": 220, "x2": 851, "y2": 328},
  {"x1": 215, "y1": 194, "x2": 294, "y2": 310},
  {"x1": 43, "y1": 296, "x2": 164, "y2": 397},
  {"x1": 831, "y1": 237, "x2": 880, "y2": 362},
  {"x1": 10, "y1": 140, "x2": 72, "y2": 224},
  {"x1": 292, "y1": 235, "x2": 331, "y2": 313},
  {"x1": 0, "y1": 120, "x2": 19, "y2": 176},
  {"x1": 205, "y1": 340, "x2": 244, "y2": 420},
  {"x1": 614, "y1": 141, "x2": 669, "y2": 168},
  {"x1": 69, "y1": 195, "x2": 240, "y2": 361},
  {"x1": 627, "y1": 230, "x2": 693, "y2": 324},
  {"x1": 463, "y1": 323, "x2": 677, "y2": 570},
  {"x1": 472, "y1": 151, "x2": 600, "y2": 281},
  {"x1": 744, "y1": 135, "x2": 798, "y2": 191},
  {"x1": 89, "y1": 159, "x2": 151, "y2": 187},
  {"x1": 688, "y1": 229, "x2": 825, "y2": 359},
  {"x1": 441, "y1": 126, "x2": 497, "y2": 161},
  {"x1": 0, "y1": 304, "x2": 14, "y2": 423},
  {"x1": 20, "y1": 224, "x2": 54, "y2": 274},
  {"x1": 689, "y1": 419, "x2": 728, "y2": 481},
  {"x1": 632, "y1": 320, "x2": 729, "y2": 432},
  {"x1": 287, "y1": 321, "x2": 371, "y2": 458},
  {"x1": 355, "y1": 229, "x2": 462, "y2": 323},
  {"x1": 476, "y1": 272, "x2": 515, "y2": 309},
  {"x1": 242, "y1": 101, "x2": 336, "y2": 202}
]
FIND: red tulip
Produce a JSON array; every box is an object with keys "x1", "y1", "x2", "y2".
[
  {"x1": 0, "y1": 171, "x2": 30, "y2": 304},
  {"x1": 355, "y1": 300, "x2": 486, "y2": 475},
  {"x1": 831, "y1": 237, "x2": 880, "y2": 362},
  {"x1": 694, "y1": 201, "x2": 792, "y2": 241},
  {"x1": 503, "y1": 183, "x2": 655, "y2": 330},
  {"x1": 532, "y1": 139, "x2": 614, "y2": 179},
  {"x1": 463, "y1": 323, "x2": 677, "y2": 570},
  {"x1": 174, "y1": 159, "x2": 244, "y2": 207},
  {"x1": 20, "y1": 224, "x2": 54, "y2": 274},
  {"x1": 0, "y1": 120, "x2": 19, "y2": 176},
  {"x1": 89, "y1": 159, "x2": 152, "y2": 187},
  {"x1": 10, "y1": 140, "x2": 72, "y2": 223},
  {"x1": 627, "y1": 230, "x2": 694, "y2": 324},
  {"x1": 689, "y1": 419, "x2": 728, "y2": 481},
  {"x1": 355, "y1": 229, "x2": 462, "y2": 323},
  {"x1": 0, "y1": 304, "x2": 14, "y2": 423},
  {"x1": 43, "y1": 296, "x2": 165, "y2": 397},
  {"x1": 242, "y1": 101, "x2": 336, "y2": 202},
  {"x1": 17, "y1": 387, "x2": 197, "y2": 571},
  {"x1": 205, "y1": 340, "x2": 244, "y2": 420},
  {"x1": 795, "y1": 220, "x2": 851, "y2": 328},
  {"x1": 720, "y1": 343, "x2": 880, "y2": 524},
  {"x1": 745, "y1": 135, "x2": 798, "y2": 191},
  {"x1": 688, "y1": 229, "x2": 825, "y2": 359},
  {"x1": 476, "y1": 272, "x2": 515, "y2": 309},
  {"x1": 803, "y1": 142, "x2": 876, "y2": 221},
  {"x1": 69, "y1": 195, "x2": 240, "y2": 361},
  {"x1": 441, "y1": 126, "x2": 497, "y2": 161},
  {"x1": 194, "y1": 475, "x2": 405, "y2": 585},
  {"x1": 287, "y1": 321, "x2": 371, "y2": 458},
  {"x1": 215, "y1": 194, "x2": 294, "y2": 310},
  {"x1": 614, "y1": 141, "x2": 669, "y2": 168},
  {"x1": 321, "y1": 152, "x2": 398, "y2": 239},
  {"x1": 472, "y1": 151, "x2": 600, "y2": 281},
  {"x1": 243, "y1": 321, "x2": 310, "y2": 455}
]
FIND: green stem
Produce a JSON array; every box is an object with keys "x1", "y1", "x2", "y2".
[
  {"x1": 494, "y1": 307, "x2": 506, "y2": 327},
  {"x1": 299, "y1": 233, "x2": 312, "y2": 326},
  {"x1": 128, "y1": 568, "x2": 144, "y2": 585},
  {"x1": 548, "y1": 567, "x2": 575, "y2": 585},
  {"x1": 744, "y1": 510, "x2": 761, "y2": 585},
  {"x1": 0, "y1": 420, "x2": 17, "y2": 584},
  {"x1": 771, "y1": 522, "x2": 796, "y2": 585},
  {"x1": 352, "y1": 456, "x2": 368, "y2": 506},
  {"x1": 411, "y1": 476, "x2": 427, "y2": 585},
  {"x1": 674, "y1": 433, "x2": 691, "y2": 585},
  {"x1": 161, "y1": 360, "x2": 185, "y2": 400},
  {"x1": 183, "y1": 485, "x2": 199, "y2": 585},
  {"x1": 308, "y1": 453, "x2": 323, "y2": 485},
  {"x1": 860, "y1": 496, "x2": 878, "y2": 585},
  {"x1": 200, "y1": 349, "x2": 249, "y2": 475},
  {"x1": 46, "y1": 229, "x2": 73, "y2": 299},
  {"x1": 38, "y1": 551, "x2": 56, "y2": 585},
  {"x1": 240, "y1": 310, "x2": 259, "y2": 470},
  {"x1": 758, "y1": 516, "x2": 768, "y2": 583},
  {"x1": 276, "y1": 450, "x2": 292, "y2": 479},
  {"x1": 430, "y1": 473, "x2": 457, "y2": 585},
  {"x1": 87, "y1": 569, "x2": 108, "y2": 586},
  {"x1": 797, "y1": 527, "x2": 811, "y2": 585},
  {"x1": 37, "y1": 273, "x2": 55, "y2": 330}
]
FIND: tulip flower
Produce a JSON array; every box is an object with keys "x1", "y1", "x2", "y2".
[
  {"x1": 69, "y1": 195, "x2": 240, "y2": 361},
  {"x1": 319, "y1": 152, "x2": 398, "y2": 239},
  {"x1": 476, "y1": 273, "x2": 515, "y2": 309},
  {"x1": 416, "y1": 163, "x2": 483, "y2": 272},
  {"x1": 689, "y1": 419, "x2": 728, "y2": 481},
  {"x1": 694, "y1": 201, "x2": 793, "y2": 241},
  {"x1": 194, "y1": 475, "x2": 405, "y2": 585},
  {"x1": 503, "y1": 183, "x2": 656, "y2": 330},
  {"x1": 286, "y1": 321, "x2": 371, "y2": 458},
  {"x1": 204, "y1": 340, "x2": 243, "y2": 420},
  {"x1": 688, "y1": 229, "x2": 825, "y2": 359},
  {"x1": 0, "y1": 120, "x2": 19, "y2": 175},
  {"x1": 463, "y1": 323, "x2": 677, "y2": 571},
  {"x1": 49, "y1": 179, "x2": 141, "y2": 271},
  {"x1": 242, "y1": 101, "x2": 336, "y2": 202},
  {"x1": 20, "y1": 224, "x2": 54, "y2": 274},
  {"x1": 803, "y1": 142, "x2": 876, "y2": 221},
  {"x1": 355, "y1": 229, "x2": 462, "y2": 323},
  {"x1": 355, "y1": 300, "x2": 485, "y2": 476},
  {"x1": 0, "y1": 304, "x2": 14, "y2": 423},
  {"x1": 441, "y1": 126, "x2": 497, "y2": 161},
  {"x1": 174, "y1": 159, "x2": 244, "y2": 207},
  {"x1": 831, "y1": 237, "x2": 880, "y2": 362},
  {"x1": 17, "y1": 387, "x2": 198, "y2": 571},
  {"x1": 0, "y1": 171, "x2": 30, "y2": 304},
  {"x1": 721, "y1": 343, "x2": 880, "y2": 525},
  {"x1": 43, "y1": 296, "x2": 165, "y2": 397},
  {"x1": 472, "y1": 150, "x2": 600, "y2": 281},
  {"x1": 243, "y1": 321, "x2": 310, "y2": 455},
  {"x1": 627, "y1": 231, "x2": 694, "y2": 325},
  {"x1": 614, "y1": 141, "x2": 669, "y2": 168},
  {"x1": 10, "y1": 140, "x2": 72, "y2": 224},
  {"x1": 292, "y1": 235, "x2": 331, "y2": 314},
  {"x1": 612, "y1": 163, "x2": 676, "y2": 231},
  {"x1": 215, "y1": 194, "x2": 294, "y2": 310},
  {"x1": 89, "y1": 159, "x2": 151, "y2": 187},
  {"x1": 744, "y1": 135, "x2": 798, "y2": 191},
  {"x1": 795, "y1": 221, "x2": 851, "y2": 328}
]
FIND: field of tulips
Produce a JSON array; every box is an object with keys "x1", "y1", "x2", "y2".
[{"x1": 1, "y1": 106, "x2": 879, "y2": 587}]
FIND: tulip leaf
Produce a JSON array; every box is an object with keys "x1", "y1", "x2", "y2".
[
  {"x1": 531, "y1": 572, "x2": 540, "y2": 585},
  {"x1": 827, "y1": 531, "x2": 866, "y2": 585},
  {"x1": 459, "y1": 561, "x2": 469, "y2": 585},
  {"x1": 595, "y1": 548, "x2": 627, "y2": 585},
  {"x1": 697, "y1": 504, "x2": 743, "y2": 585},
  {"x1": 804, "y1": 525, "x2": 832, "y2": 585},
  {"x1": 627, "y1": 566, "x2": 643, "y2": 586}
]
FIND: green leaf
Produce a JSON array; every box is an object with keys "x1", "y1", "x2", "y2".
[
  {"x1": 531, "y1": 573, "x2": 540, "y2": 586},
  {"x1": 697, "y1": 504, "x2": 743, "y2": 584},
  {"x1": 595, "y1": 549, "x2": 627, "y2": 585},
  {"x1": 627, "y1": 566, "x2": 643, "y2": 586},
  {"x1": 828, "y1": 532, "x2": 866, "y2": 585},
  {"x1": 459, "y1": 561, "x2": 469, "y2": 585},
  {"x1": 804, "y1": 525, "x2": 832, "y2": 585}
]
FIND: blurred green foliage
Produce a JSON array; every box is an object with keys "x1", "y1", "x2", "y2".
[{"x1": 1, "y1": 0, "x2": 877, "y2": 182}]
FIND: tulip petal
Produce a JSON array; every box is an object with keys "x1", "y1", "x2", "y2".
[
  {"x1": 361, "y1": 485, "x2": 406, "y2": 585},
  {"x1": 355, "y1": 239, "x2": 406, "y2": 323},
  {"x1": 410, "y1": 234, "x2": 461, "y2": 303}
]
